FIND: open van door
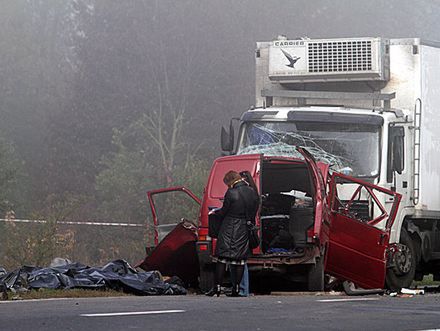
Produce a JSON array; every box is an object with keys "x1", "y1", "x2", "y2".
[
  {"x1": 326, "y1": 173, "x2": 401, "y2": 289},
  {"x1": 135, "y1": 186, "x2": 201, "y2": 286},
  {"x1": 295, "y1": 147, "x2": 330, "y2": 291},
  {"x1": 296, "y1": 147, "x2": 330, "y2": 245}
]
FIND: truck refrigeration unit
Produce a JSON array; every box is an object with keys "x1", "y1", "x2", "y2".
[{"x1": 142, "y1": 36, "x2": 440, "y2": 292}]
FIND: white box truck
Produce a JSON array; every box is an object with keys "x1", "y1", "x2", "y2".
[{"x1": 220, "y1": 36, "x2": 440, "y2": 290}]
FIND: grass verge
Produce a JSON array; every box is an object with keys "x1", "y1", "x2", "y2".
[
  {"x1": 5, "y1": 288, "x2": 132, "y2": 301},
  {"x1": 413, "y1": 274, "x2": 440, "y2": 287}
]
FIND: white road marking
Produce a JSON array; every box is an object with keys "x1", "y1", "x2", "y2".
[
  {"x1": 317, "y1": 298, "x2": 379, "y2": 302},
  {"x1": 80, "y1": 310, "x2": 185, "y2": 317}
]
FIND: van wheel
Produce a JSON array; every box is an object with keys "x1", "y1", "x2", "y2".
[
  {"x1": 307, "y1": 258, "x2": 324, "y2": 291},
  {"x1": 199, "y1": 264, "x2": 215, "y2": 293},
  {"x1": 385, "y1": 228, "x2": 417, "y2": 291}
]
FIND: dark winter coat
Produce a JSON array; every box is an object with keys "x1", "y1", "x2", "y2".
[{"x1": 214, "y1": 181, "x2": 259, "y2": 260}]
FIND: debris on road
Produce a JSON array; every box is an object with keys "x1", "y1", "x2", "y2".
[
  {"x1": 342, "y1": 281, "x2": 384, "y2": 296},
  {"x1": 388, "y1": 288, "x2": 425, "y2": 298},
  {"x1": 401, "y1": 288, "x2": 424, "y2": 295}
]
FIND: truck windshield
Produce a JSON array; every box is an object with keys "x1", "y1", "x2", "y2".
[{"x1": 237, "y1": 121, "x2": 380, "y2": 177}]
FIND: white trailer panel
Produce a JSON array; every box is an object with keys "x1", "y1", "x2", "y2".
[{"x1": 419, "y1": 44, "x2": 440, "y2": 211}]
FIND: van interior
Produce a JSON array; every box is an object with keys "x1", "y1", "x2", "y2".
[{"x1": 260, "y1": 161, "x2": 315, "y2": 254}]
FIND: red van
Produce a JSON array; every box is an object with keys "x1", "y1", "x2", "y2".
[{"x1": 143, "y1": 148, "x2": 401, "y2": 292}]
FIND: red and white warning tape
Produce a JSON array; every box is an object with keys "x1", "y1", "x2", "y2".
[{"x1": 0, "y1": 218, "x2": 145, "y2": 227}]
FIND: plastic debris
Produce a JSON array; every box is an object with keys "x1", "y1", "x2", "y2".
[
  {"x1": 49, "y1": 257, "x2": 72, "y2": 268},
  {"x1": 401, "y1": 288, "x2": 424, "y2": 295},
  {"x1": 388, "y1": 288, "x2": 424, "y2": 298},
  {"x1": 0, "y1": 281, "x2": 7, "y2": 300},
  {"x1": 0, "y1": 259, "x2": 186, "y2": 296},
  {"x1": 398, "y1": 294, "x2": 414, "y2": 298}
]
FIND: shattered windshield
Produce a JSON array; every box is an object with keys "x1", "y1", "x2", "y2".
[{"x1": 237, "y1": 121, "x2": 380, "y2": 177}]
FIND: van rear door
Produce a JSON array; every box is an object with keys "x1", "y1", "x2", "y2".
[{"x1": 326, "y1": 173, "x2": 401, "y2": 289}]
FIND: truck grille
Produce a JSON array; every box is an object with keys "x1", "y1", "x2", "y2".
[{"x1": 308, "y1": 40, "x2": 372, "y2": 73}]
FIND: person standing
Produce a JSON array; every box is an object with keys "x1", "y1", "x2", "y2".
[{"x1": 206, "y1": 170, "x2": 259, "y2": 297}]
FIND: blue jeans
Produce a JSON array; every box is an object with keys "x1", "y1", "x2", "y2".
[{"x1": 239, "y1": 264, "x2": 249, "y2": 296}]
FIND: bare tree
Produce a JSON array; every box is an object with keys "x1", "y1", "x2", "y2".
[{"x1": 138, "y1": 1, "x2": 202, "y2": 186}]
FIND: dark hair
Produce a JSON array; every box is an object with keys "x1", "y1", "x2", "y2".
[{"x1": 223, "y1": 170, "x2": 242, "y2": 186}]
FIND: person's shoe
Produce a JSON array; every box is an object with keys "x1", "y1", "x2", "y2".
[{"x1": 205, "y1": 284, "x2": 221, "y2": 297}]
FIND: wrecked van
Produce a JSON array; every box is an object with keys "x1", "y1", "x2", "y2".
[{"x1": 142, "y1": 147, "x2": 401, "y2": 292}]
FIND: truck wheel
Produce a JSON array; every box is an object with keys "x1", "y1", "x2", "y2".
[
  {"x1": 199, "y1": 264, "x2": 215, "y2": 293},
  {"x1": 385, "y1": 228, "x2": 417, "y2": 291},
  {"x1": 307, "y1": 258, "x2": 324, "y2": 291}
]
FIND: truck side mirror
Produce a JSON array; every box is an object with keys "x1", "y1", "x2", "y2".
[
  {"x1": 387, "y1": 126, "x2": 405, "y2": 182},
  {"x1": 221, "y1": 121, "x2": 235, "y2": 152}
]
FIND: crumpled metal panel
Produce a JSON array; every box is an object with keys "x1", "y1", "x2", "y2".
[{"x1": 135, "y1": 221, "x2": 199, "y2": 287}]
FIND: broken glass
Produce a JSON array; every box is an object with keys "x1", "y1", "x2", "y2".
[{"x1": 237, "y1": 122, "x2": 380, "y2": 178}]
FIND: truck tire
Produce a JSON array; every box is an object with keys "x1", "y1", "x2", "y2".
[
  {"x1": 385, "y1": 228, "x2": 417, "y2": 291},
  {"x1": 307, "y1": 258, "x2": 324, "y2": 291},
  {"x1": 199, "y1": 263, "x2": 215, "y2": 293}
]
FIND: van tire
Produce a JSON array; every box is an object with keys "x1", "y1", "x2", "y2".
[
  {"x1": 199, "y1": 263, "x2": 215, "y2": 293},
  {"x1": 307, "y1": 257, "x2": 324, "y2": 291},
  {"x1": 385, "y1": 228, "x2": 417, "y2": 291}
]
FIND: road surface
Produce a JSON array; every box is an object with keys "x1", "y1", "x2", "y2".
[{"x1": 1, "y1": 293, "x2": 439, "y2": 330}]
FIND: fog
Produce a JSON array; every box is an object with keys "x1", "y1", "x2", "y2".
[{"x1": 0, "y1": 0, "x2": 439, "y2": 220}]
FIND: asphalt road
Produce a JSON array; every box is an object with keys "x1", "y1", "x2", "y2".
[{"x1": 1, "y1": 293, "x2": 440, "y2": 331}]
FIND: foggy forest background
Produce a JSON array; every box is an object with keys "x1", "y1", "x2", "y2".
[{"x1": 1, "y1": 0, "x2": 439, "y2": 269}]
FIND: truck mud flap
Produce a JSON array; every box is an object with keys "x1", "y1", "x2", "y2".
[{"x1": 135, "y1": 220, "x2": 199, "y2": 287}]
